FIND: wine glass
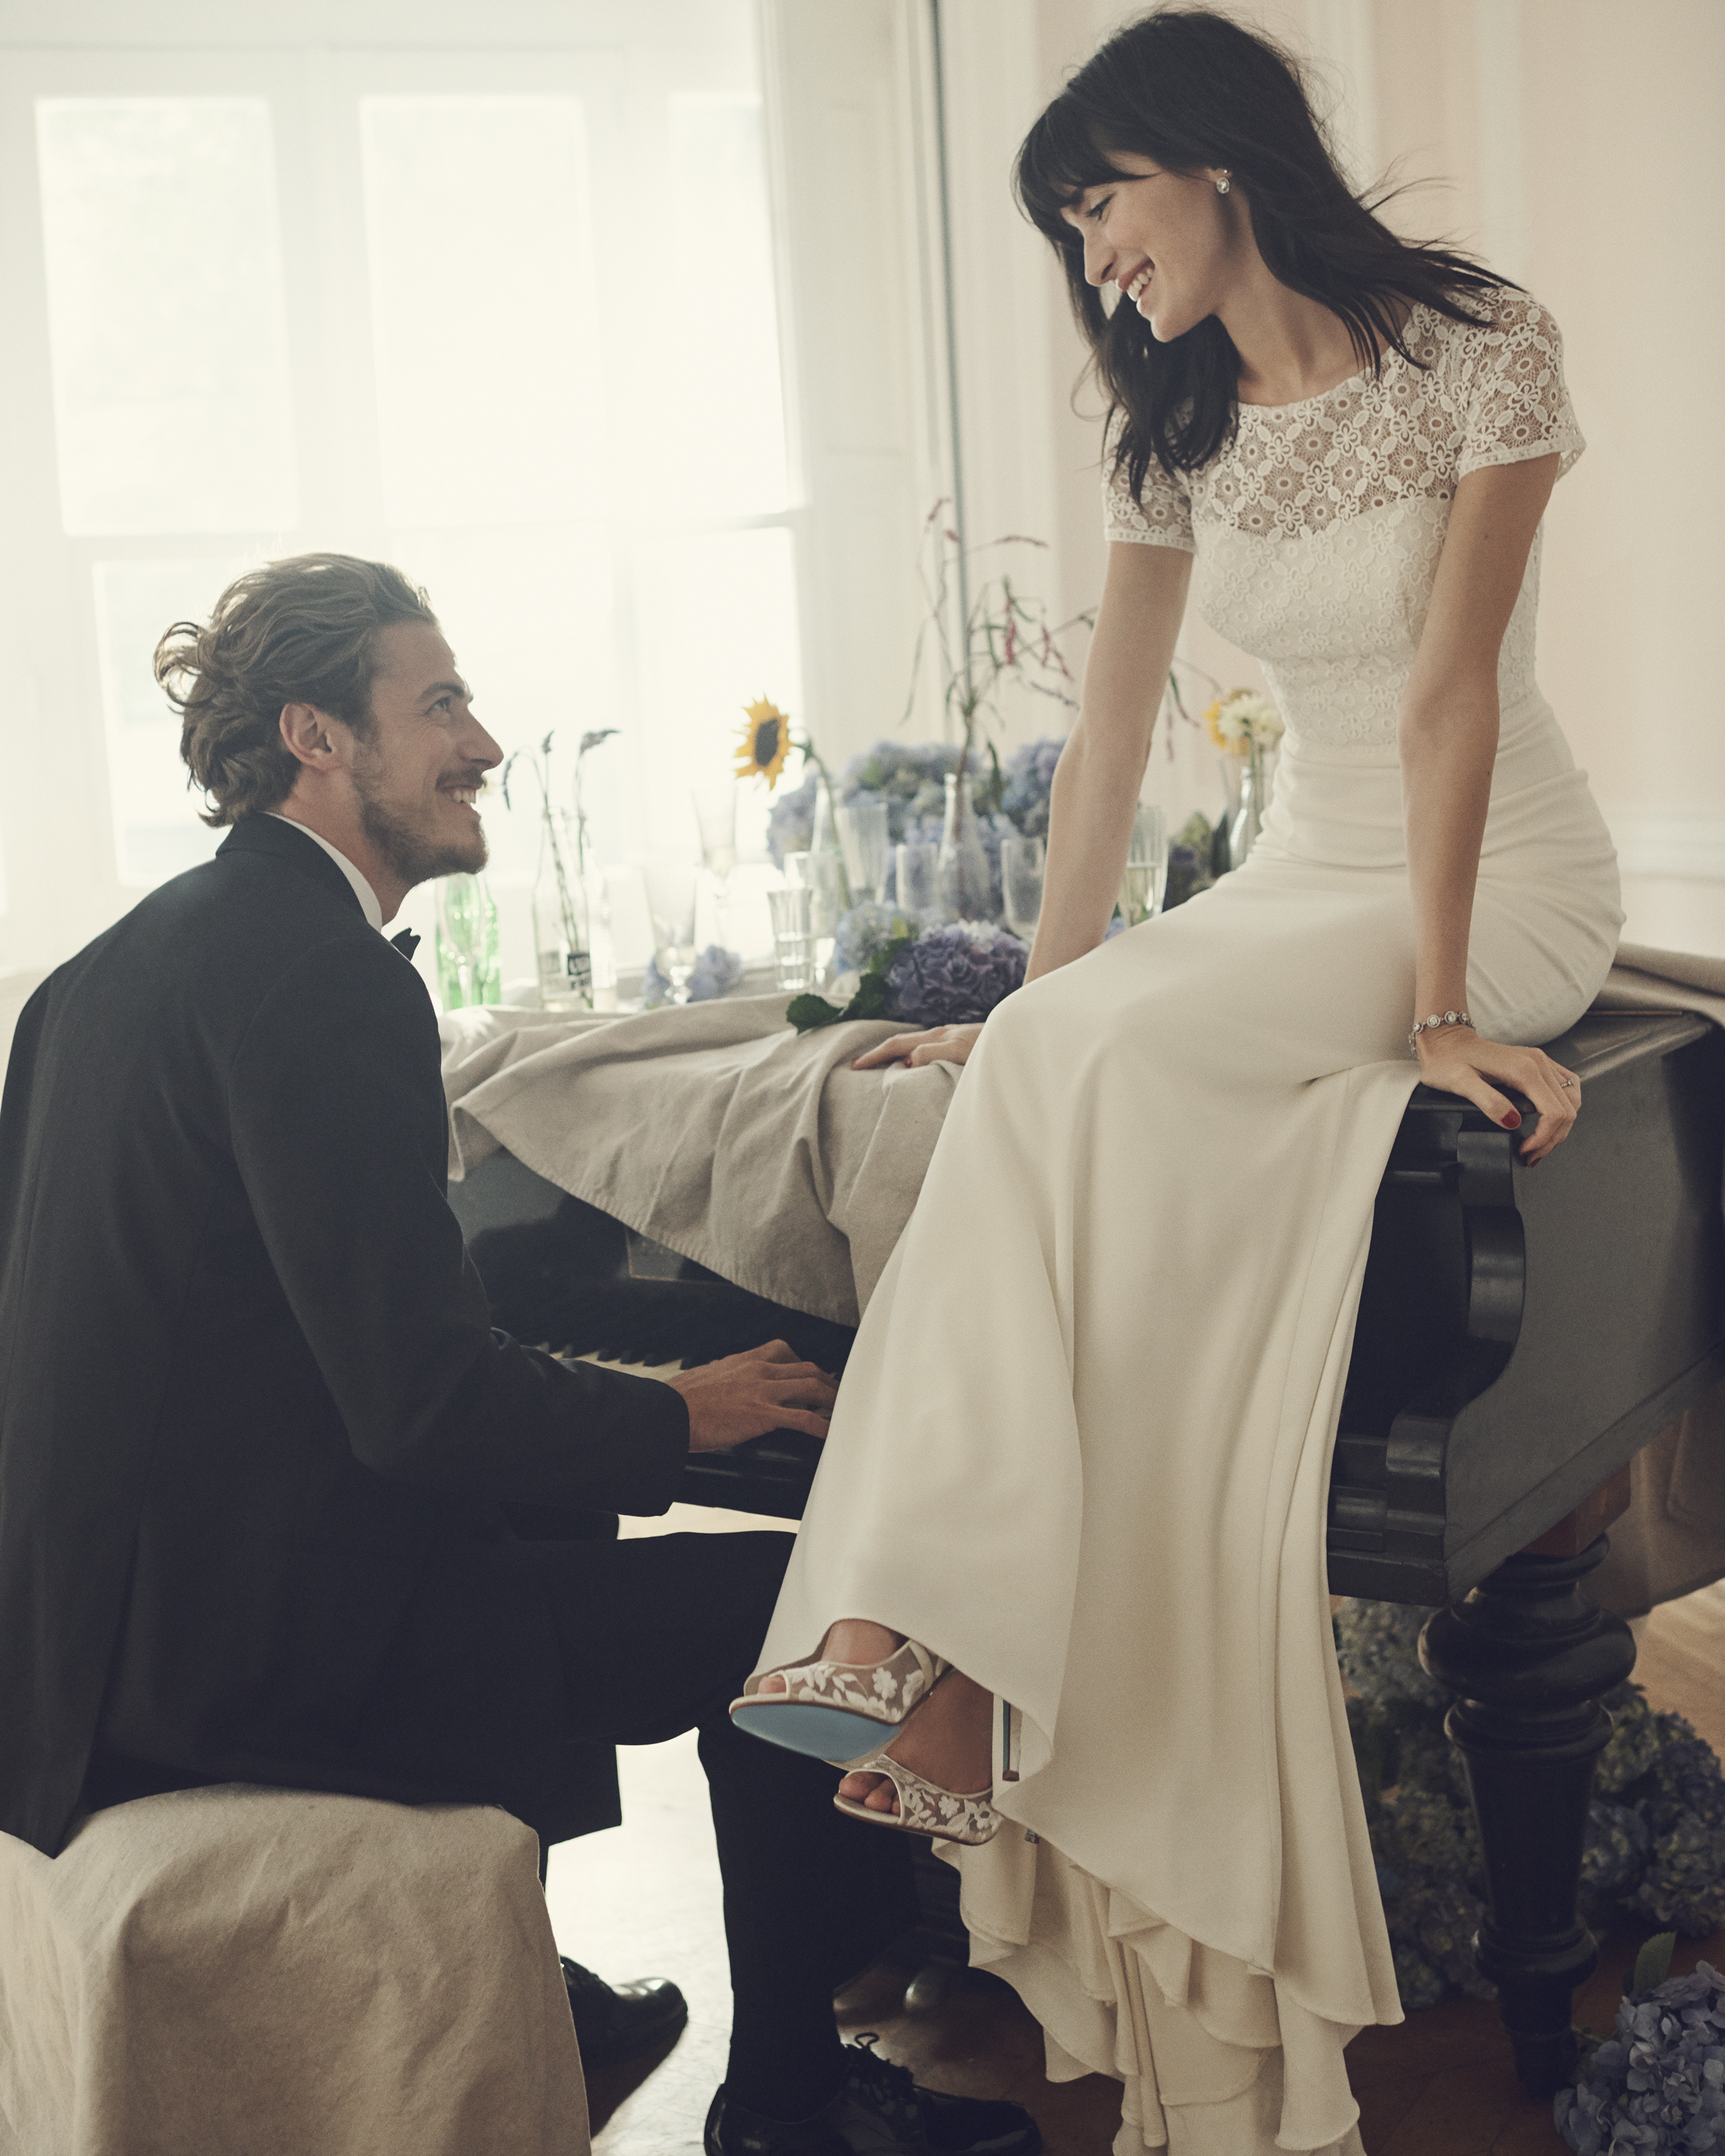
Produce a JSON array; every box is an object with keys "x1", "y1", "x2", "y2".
[
  {"x1": 1118, "y1": 804, "x2": 1169, "y2": 928},
  {"x1": 642, "y1": 859, "x2": 700, "y2": 1005},
  {"x1": 1000, "y1": 837, "x2": 1045, "y2": 942},
  {"x1": 692, "y1": 786, "x2": 738, "y2": 941}
]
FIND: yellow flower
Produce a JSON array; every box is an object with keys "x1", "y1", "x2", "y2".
[{"x1": 735, "y1": 697, "x2": 792, "y2": 788}]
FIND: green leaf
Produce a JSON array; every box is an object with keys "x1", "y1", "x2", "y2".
[
  {"x1": 787, "y1": 993, "x2": 847, "y2": 1033},
  {"x1": 1627, "y1": 1930, "x2": 1677, "y2": 1998}
]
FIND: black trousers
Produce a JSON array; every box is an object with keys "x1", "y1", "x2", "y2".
[{"x1": 369, "y1": 1526, "x2": 920, "y2": 2118}]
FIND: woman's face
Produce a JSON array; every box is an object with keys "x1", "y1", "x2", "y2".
[{"x1": 1061, "y1": 152, "x2": 1239, "y2": 343}]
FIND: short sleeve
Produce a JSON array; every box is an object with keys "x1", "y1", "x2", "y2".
[
  {"x1": 1455, "y1": 293, "x2": 1585, "y2": 481},
  {"x1": 1101, "y1": 415, "x2": 1195, "y2": 551}
]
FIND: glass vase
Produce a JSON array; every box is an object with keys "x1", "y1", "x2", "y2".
[
  {"x1": 936, "y1": 771, "x2": 992, "y2": 921},
  {"x1": 1227, "y1": 743, "x2": 1269, "y2": 874},
  {"x1": 435, "y1": 872, "x2": 500, "y2": 1009},
  {"x1": 533, "y1": 811, "x2": 593, "y2": 1010}
]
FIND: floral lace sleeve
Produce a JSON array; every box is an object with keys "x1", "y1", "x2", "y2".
[
  {"x1": 1455, "y1": 292, "x2": 1585, "y2": 481},
  {"x1": 1101, "y1": 416, "x2": 1195, "y2": 551}
]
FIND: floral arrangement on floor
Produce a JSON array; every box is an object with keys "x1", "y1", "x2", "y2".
[
  {"x1": 1555, "y1": 1933, "x2": 1725, "y2": 2153},
  {"x1": 787, "y1": 917, "x2": 1029, "y2": 1035},
  {"x1": 1334, "y1": 1601, "x2": 1725, "y2": 2014}
]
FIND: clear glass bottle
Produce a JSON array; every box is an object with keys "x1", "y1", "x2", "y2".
[
  {"x1": 1227, "y1": 743, "x2": 1267, "y2": 874},
  {"x1": 532, "y1": 812, "x2": 592, "y2": 1010},
  {"x1": 936, "y1": 770, "x2": 992, "y2": 920},
  {"x1": 435, "y1": 872, "x2": 500, "y2": 1010}
]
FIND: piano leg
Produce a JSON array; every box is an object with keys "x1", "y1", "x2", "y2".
[{"x1": 1418, "y1": 1532, "x2": 1637, "y2": 2099}]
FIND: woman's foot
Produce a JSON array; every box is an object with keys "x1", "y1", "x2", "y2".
[
  {"x1": 754, "y1": 1618, "x2": 903, "y2": 1692},
  {"x1": 731, "y1": 1625, "x2": 946, "y2": 1762},
  {"x1": 836, "y1": 1665, "x2": 994, "y2": 1816}
]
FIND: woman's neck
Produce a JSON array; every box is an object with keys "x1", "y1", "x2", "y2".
[{"x1": 1220, "y1": 264, "x2": 1390, "y2": 408}]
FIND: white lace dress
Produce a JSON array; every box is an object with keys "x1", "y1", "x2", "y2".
[{"x1": 757, "y1": 294, "x2": 1622, "y2": 2155}]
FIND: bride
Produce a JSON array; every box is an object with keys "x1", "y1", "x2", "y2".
[{"x1": 731, "y1": 9, "x2": 1620, "y2": 2152}]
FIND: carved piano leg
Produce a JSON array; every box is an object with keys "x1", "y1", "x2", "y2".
[{"x1": 1418, "y1": 1510, "x2": 1636, "y2": 2100}]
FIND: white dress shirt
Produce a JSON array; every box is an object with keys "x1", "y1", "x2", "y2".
[{"x1": 266, "y1": 814, "x2": 385, "y2": 932}]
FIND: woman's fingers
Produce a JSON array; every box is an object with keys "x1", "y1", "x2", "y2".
[
  {"x1": 851, "y1": 1023, "x2": 983, "y2": 1070},
  {"x1": 851, "y1": 1031, "x2": 933, "y2": 1069},
  {"x1": 1417, "y1": 1038, "x2": 1583, "y2": 1163}
]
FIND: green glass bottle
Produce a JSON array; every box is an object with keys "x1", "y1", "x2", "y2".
[{"x1": 435, "y1": 872, "x2": 500, "y2": 1010}]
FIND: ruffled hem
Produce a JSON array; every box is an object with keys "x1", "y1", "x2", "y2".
[{"x1": 948, "y1": 1833, "x2": 1372, "y2": 2155}]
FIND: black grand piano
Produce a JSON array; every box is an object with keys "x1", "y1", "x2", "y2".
[{"x1": 450, "y1": 1005, "x2": 1725, "y2": 2098}]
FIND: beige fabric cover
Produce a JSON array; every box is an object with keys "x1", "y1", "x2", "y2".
[{"x1": 0, "y1": 1785, "x2": 588, "y2": 2156}]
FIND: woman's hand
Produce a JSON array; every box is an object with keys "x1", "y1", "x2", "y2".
[
  {"x1": 851, "y1": 1023, "x2": 983, "y2": 1071},
  {"x1": 1415, "y1": 1028, "x2": 1580, "y2": 1164}
]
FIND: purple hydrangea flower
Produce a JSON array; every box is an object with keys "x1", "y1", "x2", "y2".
[
  {"x1": 884, "y1": 921, "x2": 1027, "y2": 1026},
  {"x1": 766, "y1": 772, "x2": 819, "y2": 868},
  {"x1": 1000, "y1": 734, "x2": 1067, "y2": 840},
  {"x1": 833, "y1": 903, "x2": 924, "y2": 975}
]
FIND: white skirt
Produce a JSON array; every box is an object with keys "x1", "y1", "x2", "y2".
[{"x1": 758, "y1": 708, "x2": 1622, "y2": 2154}]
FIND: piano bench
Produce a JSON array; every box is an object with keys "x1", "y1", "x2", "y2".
[{"x1": 452, "y1": 1006, "x2": 1725, "y2": 2100}]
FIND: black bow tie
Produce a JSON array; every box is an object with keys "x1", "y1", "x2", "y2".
[{"x1": 389, "y1": 928, "x2": 421, "y2": 960}]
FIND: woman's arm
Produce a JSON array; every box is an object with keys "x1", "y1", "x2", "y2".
[
  {"x1": 1025, "y1": 540, "x2": 1192, "y2": 980},
  {"x1": 852, "y1": 541, "x2": 1190, "y2": 1070},
  {"x1": 1401, "y1": 453, "x2": 1581, "y2": 1163}
]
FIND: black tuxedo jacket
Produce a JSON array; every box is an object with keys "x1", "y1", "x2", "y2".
[{"x1": 0, "y1": 815, "x2": 689, "y2": 1857}]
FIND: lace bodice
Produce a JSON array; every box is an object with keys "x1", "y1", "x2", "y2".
[{"x1": 1103, "y1": 293, "x2": 1584, "y2": 749}]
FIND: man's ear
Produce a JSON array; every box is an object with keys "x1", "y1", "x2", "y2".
[{"x1": 280, "y1": 702, "x2": 346, "y2": 772}]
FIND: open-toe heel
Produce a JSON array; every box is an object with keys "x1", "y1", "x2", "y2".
[
  {"x1": 728, "y1": 1637, "x2": 947, "y2": 1765},
  {"x1": 833, "y1": 1745, "x2": 999, "y2": 1846}
]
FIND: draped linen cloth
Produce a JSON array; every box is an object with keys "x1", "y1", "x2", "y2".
[{"x1": 0, "y1": 1786, "x2": 587, "y2": 2156}]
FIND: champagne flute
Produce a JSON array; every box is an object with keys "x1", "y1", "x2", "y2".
[{"x1": 642, "y1": 859, "x2": 700, "y2": 1005}]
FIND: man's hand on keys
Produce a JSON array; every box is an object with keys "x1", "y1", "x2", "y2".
[{"x1": 664, "y1": 1340, "x2": 837, "y2": 1452}]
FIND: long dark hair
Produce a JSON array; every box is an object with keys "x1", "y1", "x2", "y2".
[{"x1": 1015, "y1": 7, "x2": 1513, "y2": 497}]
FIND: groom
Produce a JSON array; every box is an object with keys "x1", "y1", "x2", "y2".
[{"x1": 0, "y1": 553, "x2": 1039, "y2": 2156}]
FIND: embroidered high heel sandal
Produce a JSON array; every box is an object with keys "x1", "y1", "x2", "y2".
[
  {"x1": 728, "y1": 1636, "x2": 948, "y2": 1764},
  {"x1": 832, "y1": 1739, "x2": 999, "y2": 1846}
]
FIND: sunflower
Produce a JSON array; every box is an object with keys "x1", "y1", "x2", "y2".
[{"x1": 735, "y1": 697, "x2": 792, "y2": 787}]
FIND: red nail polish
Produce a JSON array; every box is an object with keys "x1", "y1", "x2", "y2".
[{"x1": 1501, "y1": 1112, "x2": 1520, "y2": 1129}]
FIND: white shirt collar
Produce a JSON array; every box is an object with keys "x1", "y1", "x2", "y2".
[{"x1": 266, "y1": 813, "x2": 385, "y2": 932}]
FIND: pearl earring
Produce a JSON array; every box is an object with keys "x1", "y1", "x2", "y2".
[{"x1": 1215, "y1": 170, "x2": 1232, "y2": 195}]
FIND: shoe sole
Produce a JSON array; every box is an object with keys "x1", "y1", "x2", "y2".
[{"x1": 728, "y1": 1698, "x2": 889, "y2": 1764}]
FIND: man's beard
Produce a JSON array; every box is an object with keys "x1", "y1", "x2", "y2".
[{"x1": 353, "y1": 761, "x2": 488, "y2": 888}]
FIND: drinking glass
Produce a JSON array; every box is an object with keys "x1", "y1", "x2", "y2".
[
  {"x1": 894, "y1": 841, "x2": 940, "y2": 916},
  {"x1": 642, "y1": 858, "x2": 699, "y2": 1005},
  {"x1": 435, "y1": 872, "x2": 500, "y2": 1008},
  {"x1": 836, "y1": 800, "x2": 891, "y2": 906},
  {"x1": 784, "y1": 849, "x2": 846, "y2": 976},
  {"x1": 766, "y1": 886, "x2": 815, "y2": 992},
  {"x1": 1000, "y1": 836, "x2": 1045, "y2": 941},
  {"x1": 1119, "y1": 803, "x2": 1169, "y2": 928}
]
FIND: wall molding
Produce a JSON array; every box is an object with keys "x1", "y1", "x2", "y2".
[{"x1": 1607, "y1": 808, "x2": 1725, "y2": 883}]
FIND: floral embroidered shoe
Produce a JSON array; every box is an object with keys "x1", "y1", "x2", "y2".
[
  {"x1": 832, "y1": 1739, "x2": 999, "y2": 1846},
  {"x1": 728, "y1": 1638, "x2": 948, "y2": 1765}
]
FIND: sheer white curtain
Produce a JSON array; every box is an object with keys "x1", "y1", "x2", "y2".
[{"x1": 0, "y1": 0, "x2": 945, "y2": 985}]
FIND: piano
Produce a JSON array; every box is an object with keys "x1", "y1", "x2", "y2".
[{"x1": 450, "y1": 1004, "x2": 1725, "y2": 2097}]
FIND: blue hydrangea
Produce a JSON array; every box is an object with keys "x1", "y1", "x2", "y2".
[
  {"x1": 833, "y1": 904, "x2": 925, "y2": 976},
  {"x1": 643, "y1": 944, "x2": 745, "y2": 1007},
  {"x1": 884, "y1": 921, "x2": 1028, "y2": 1026},
  {"x1": 1555, "y1": 1960, "x2": 1725, "y2": 2154},
  {"x1": 999, "y1": 735, "x2": 1066, "y2": 840},
  {"x1": 1334, "y1": 1599, "x2": 1451, "y2": 1711},
  {"x1": 839, "y1": 740, "x2": 960, "y2": 842}
]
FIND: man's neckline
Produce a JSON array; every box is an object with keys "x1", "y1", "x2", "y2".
[{"x1": 265, "y1": 813, "x2": 385, "y2": 931}]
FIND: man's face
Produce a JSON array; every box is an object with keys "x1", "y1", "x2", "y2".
[{"x1": 347, "y1": 620, "x2": 501, "y2": 886}]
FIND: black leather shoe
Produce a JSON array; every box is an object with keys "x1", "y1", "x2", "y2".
[
  {"x1": 560, "y1": 1956, "x2": 688, "y2": 2069},
  {"x1": 704, "y1": 2036, "x2": 1042, "y2": 2154}
]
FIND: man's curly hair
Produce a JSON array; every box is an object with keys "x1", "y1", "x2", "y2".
[{"x1": 157, "y1": 553, "x2": 439, "y2": 826}]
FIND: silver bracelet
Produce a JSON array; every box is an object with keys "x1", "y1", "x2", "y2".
[{"x1": 1408, "y1": 1009, "x2": 1474, "y2": 1051}]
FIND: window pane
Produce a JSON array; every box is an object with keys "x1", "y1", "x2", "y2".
[
  {"x1": 629, "y1": 526, "x2": 801, "y2": 859},
  {"x1": 656, "y1": 95, "x2": 790, "y2": 517},
  {"x1": 36, "y1": 100, "x2": 296, "y2": 536},
  {"x1": 94, "y1": 560, "x2": 232, "y2": 884},
  {"x1": 362, "y1": 98, "x2": 606, "y2": 530},
  {"x1": 389, "y1": 525, "x2": 619, "y2": 883}
]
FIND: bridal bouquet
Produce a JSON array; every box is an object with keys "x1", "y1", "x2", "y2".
[{"x1": 787, "y1": 917, "x2": 1028, "y2": 1035}]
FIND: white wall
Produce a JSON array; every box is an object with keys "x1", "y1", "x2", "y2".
[{"x1": 938, "y1": 0, "x2": 1725, "y2": 946}]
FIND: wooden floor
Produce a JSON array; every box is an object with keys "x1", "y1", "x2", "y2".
[{"x1": 544, "y1": 1531, "x2": 1725, "y2": 2156}]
